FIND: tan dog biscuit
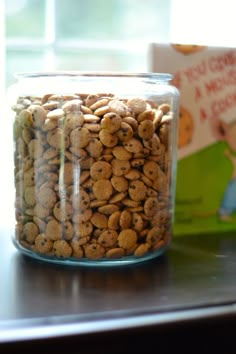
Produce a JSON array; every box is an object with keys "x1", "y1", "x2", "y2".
[
  {"x1": 92, "y1": 179, "x2": 113, "y2": 200},
  {"x1": 90, "y1": 160, "x2": 112, "y2": 180},
  {"x1": 53, "y1": 239, "x2": 72, "y2": 258},
  {"x1": 34, "y1": 233, "x2": 53, "y2": 253},
  {"x1": 118, "y1": 229, "x2": 137, "y2": 249},
  {"x1": 98, "y1": 229, "x2": 118, "y2": 247},
  {"x1": 84, "y1": 243, "x2": 105, "y2": 260}
]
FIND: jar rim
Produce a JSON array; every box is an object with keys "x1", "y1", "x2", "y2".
[{"x1": 15, "y1": 71, "x2": 172, "y2": 81}]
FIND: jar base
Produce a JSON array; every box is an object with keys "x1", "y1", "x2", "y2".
[{"x1": 13, "y1": 239, "x2": 169, "y2": 267}]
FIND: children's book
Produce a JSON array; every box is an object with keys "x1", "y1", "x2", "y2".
[{"x1": 150, "y1": 43, "x2": 236, "y2": 235}]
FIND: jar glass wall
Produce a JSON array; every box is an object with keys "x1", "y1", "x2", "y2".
[{"x1": 10, "y1": 72, "x2": 179, "y2": 266}]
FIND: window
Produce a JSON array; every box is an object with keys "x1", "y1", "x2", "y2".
[{"x1": 5, "y1": 0, "x2": 171, "y2": 87}]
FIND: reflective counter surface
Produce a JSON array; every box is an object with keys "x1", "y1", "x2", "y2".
[{"x1": 1, "y1": 227, "x2": 236, "y2": 348}]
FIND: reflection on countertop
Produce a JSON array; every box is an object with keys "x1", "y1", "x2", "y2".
[{"x1": 1, "y1": 228, "x2": 236, "y2": 323}]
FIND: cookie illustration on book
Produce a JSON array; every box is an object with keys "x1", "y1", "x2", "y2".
[
  {"x1": 178, "y1": 106, "x2": 194, "y2": 148},
  {"x1": 171, "y1": 43, "x2": 206, "y2": 55}
]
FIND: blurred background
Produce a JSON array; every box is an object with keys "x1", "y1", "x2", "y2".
[
  {"x1": 4, "y1": 0, "x2": 170, "y2": 87},
  {"x1": 3, "y1": 0, "x2": 236, "y2": 88}
]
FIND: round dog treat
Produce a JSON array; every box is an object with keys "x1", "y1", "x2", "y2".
[
  {"x1": 28, "y1": 105, "x2": 47, "y2": 127},
  {"x1": 99, "y1": 129, "x2": 118, "y2": 147},
  {"x1": 45, "y1": 219, "x2": 63, "y2": 240},
  {"x1": 23, "y1": 222, "x2": 39, "y2": 244},
  {"x1": 23, "y1": 167, "x2": 35, "y2": 187},
  {"x1": 138, "y1": 119, "x2": 155, "y2": 140},
  {"x1": 143, "y1": 133, "x2": 161, "y2": 152},
  {"x1": 79, "y1": 170, "x2": 90, "y2": 185},
  {"x1": 94, "y1": 105, "x2": 110, "y2": 116},
  {"x1": 132, "y1": 212, "x2": 144, "y2": 232},
  {"x1": 72, "y1": 188, "x2": 90, "y2": 211},
  {"x1": 24, "y1": 186, "x2": 36, "y2": 207},
  {"x1": 101, "y1": 112, "x2": 121, "y2": 133},
  {"x1": 134, "y1": 243, "x2": 150, "y2": 257},
  {"x1": 38, "y1": 187, "x2": 57, "y2": 209},
  {"x1": 74, "y1": 235, "x2": 90, "y2": 246},
  {"x1": 91, "y1": 212, "x2": 108, "y2": 229},
  {"x1": 98, "y1": 204, "x2": 120, "y2": 215},
  {"x1": 41, "y1": 118, "x2": 58, "y2": 132},
  {"x1": 34, "y1": 233, "x2": 53, "y2": 253},
  {"x1": 111, "y1": 175, "x2": 129, "y2": 192},
  {"x1": 98, "y1": 229, "x2": 118, "y2": 247},
  {"x1": 106, "y1": 247, "x2": 125, "y2": 259},
  {"x1": 70, "y1": 127, "x2": 91, "y2": 148},
  {"x1": 123, "y1": 138, "x2": 143, "y2": 153},
  {"x1": 53, "y1": 239, "x2": 72, "y2": 258},
  {"x1": 89, "y1": 98, "x2": 109, "y2": 111},
  {"x1": 83, "y1": 114, "x2": 100, "y2": 123},
  {"x1": 143, "y1": 160, "x2": 161, "y2": 181},
  {"x1": 84, "y1": 242, "x2": 105, "y2": 260},
  {"x1": 146, "y1": 227, "x2": 163, "y2": 246},
  {"x1": 127, "y1": 97, "x2": 147, "y2": 113},
  {"x1": 73, "y1": 208, "x2": 93, "y2": 223},
  {"x1": 19, "y1": 109, "x2": 33, "y2": 127},
  {"x1": 118, "y1": 229, "x2": 137, "y2": 249},
  {"x1": 90, "y1": 160, "x2": 112, "y2": 180},
  {"x1": 47, "y1": 108, "x2": 64, "y2": 120},
  {"x1": 128, "y1": 180, "x2": 147, "y2": 201},
  {"x1": 108, "y1": 99, "x2": 129, "y2": 116},
  {"x1": 119, "y1": 210, "x2": 132, "y2": 229},
  {"x1": 43, "y1": 147, "x2": 58, "y2": 160},
  {"x1": 107, "y1": 211, "x2": 121, "y2": 230},
  {"x1": 116, "y1": 122, "x2": 133, "y2": 142},
  {"x1": 130, "y1": 158, "x2": 144, "y2": 168},
  {"x1": 46, "y1": 128, "x2": 63, "y2": 149},
  {"x1": 62, "y1": 99, "x2": 82, "y2": 113},
  {"x1": 144, "y1": 197, "x2": 159, "y2": 217},
  {"x1": 86, "y1": 138, "x2": 103, "y2": 158},
  {"x1": 81, "y1": 105, "x2": 93, "y2": 114},
  {"x1": 63, "y1": 221, "x2": 74, "y2": 240},
  {"x1": 112, "y1": 146, "x2": 132, "y2": 160},
  {"x1": 71, "y1": 238, "x2": 84, "y2": 258},
  {"x1": 123, "y1": 116, "x2": 138, "y2": 131},
  {"x1": 33, "y1": 216, "x2": 46, "y2": 232},
  {"x1": 75, "y1": 220, "x2": 93, "y2": 238},
  {"x1": 122, "y1": 198, "x2": 140, "y2": 208},
  {"x1": 137, "y1": 109, "x2": 155, "y2": 122},
  {"x1": 111, "y1": 159, "x2": 131, "y2": 176},
  {"x1": 33, "y1": 203, "x2": 50, "y2": 218},
  {"x1": 64, "y1": 112, "x2": 84, "y2": 132},
  {"x1": 124, "y1": 169, "x2": 140, "y2": 180},
  {"x1": 92, "y1": 179, "x2": 113, "y2": 200},
  {"x1": 109, "y1": 191, "x2": 126, "y2": 204},
  {"x1": 53, "y1": 201, "x2": 73, "y2": 221},
  {"x1": 85, "y1": 94, "x2": 99, "y2": 107}
]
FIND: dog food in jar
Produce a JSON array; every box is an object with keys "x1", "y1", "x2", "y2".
[{"x1": 9, "y1": 72, "x2": 179, "y2": 266}]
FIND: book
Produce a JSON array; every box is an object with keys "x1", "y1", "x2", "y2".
[{"x1": 150, "y1": 43, "x2": 236, "y2": 235}]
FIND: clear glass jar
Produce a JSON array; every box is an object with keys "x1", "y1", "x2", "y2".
[{"x1": 9, "y1": 72, "x2": 179, "y2": 266}]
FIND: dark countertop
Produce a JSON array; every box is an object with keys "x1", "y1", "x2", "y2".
[{"x1": 1, "y1": 227, "x2": 236, "y2": 352}]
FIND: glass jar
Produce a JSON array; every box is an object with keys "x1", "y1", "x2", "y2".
[{"x1": 9, "y1": 72, "x2": 179, "y2": 266}]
